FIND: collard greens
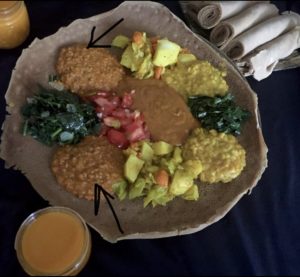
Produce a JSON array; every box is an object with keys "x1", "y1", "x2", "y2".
[{"x1": 21, "y1": 86, "x2": 100, "y2": 146}]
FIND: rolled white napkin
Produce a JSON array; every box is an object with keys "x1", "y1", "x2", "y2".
[
  {"x1": 187, "y1": 1, "x2": 262, "y2": 29},
  {"x1": 223, "y1": 12, "x2": 300, "y2": 60},
  {"x1": 239, "y1": 27, "x2": 300, "y2": 81},
  {"x1": 210, "y1": 3, "x2": 279, "y2": 47}
]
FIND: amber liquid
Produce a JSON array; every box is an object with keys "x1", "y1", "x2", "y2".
[
  {"x1": 0, "y1": 1, "x2": 17, "y2": 9},
  {"x1": 21, "y1": 212, "x2": 86, "y2": 274},
  {"x1": 0, "y1": 1, "x2": 30, "y2": 49}
]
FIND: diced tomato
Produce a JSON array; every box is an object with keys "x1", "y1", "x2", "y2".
[
  {"x1": 88, "y1": 89, "x2": 150, "y2": 148},
  {"x1": 111, "y1": 108, "x2": 127, "y2": 119},
  {"x1": 111, "y1": 108, "x2": 134, "y2": 127},
  {"x1": 92, "y1": 97, "x2": 116, "y2": 116},
  {"x1": 99, "y1": 124, "x2": 109, "y2": 136},
  {"x1": 133, "y1": 114, "x2": 145, "y2": 126},
  {"x1": 87, "y1": 95, "x2": 99, "y2": 102},
  {"x1": 124, "y1": 121, "x2": 141, "y2": 134},
  {"x1": 127, "y1": 126, "x2": 148, "y2": 142},
  {"x1": 107, "y1": 129, "x2": 129, "y2": 149},
  {"x1": 132, "y1": 110, "x2": 141, "y2": 119},
  {"x1": 88, "y1": 93, "x2": 108, "y2": 102},
  {"x1": 96, "y1": 91, "x2": 110, "y2": 97},
  {"x1": 95, "y1": 106, "x2": 104, "y2": 119},
  {"x1": 103, "y1": 117, "x2": 121, "y2": 128},
  {"x1": 121, "y1": 92, "x2": 133, "y2": 108},
  {"x1": 119, "y1": 117, "x2": 133, "y2": 128},
  {"x1": 93, "y1": 96, "x2": 112, "y2": 107},
  {"x1": 110, "y1": 96, "x2": 121, "y2": 108}
]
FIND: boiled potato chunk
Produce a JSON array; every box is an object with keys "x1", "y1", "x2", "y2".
[
  {"x1": 111, "y1": 35, "x2": 130, "y2": 48},
  {"x1": 129, "y1": 178, "x2": 146, "y2": 200},
  {"x1": 172, "y1": 147, "x2": 183, "y2": 164},
  {"x1": 152, "y1": 39, "x2": 181, "y2": 67},
  {"x1": 140, "y1": 141, "x2": 154, "y2": 162},
  {"x1": 112, "y1": 179, "x2": 128, "y2": 201},
  {"x1": 182, "y1": 184, "x2": 199, "y2": 201},
  {"x1": 152, "y1": 141, "x2": 174, "y2": 155},
  {"x1": 124, "y1": 154, "x2": 145, "y2": 183},
  {"x1": 120, "y1": 44, "x2": 140, "y2": 71},
  {"x1": 169, "y1": 169, "x2": 194, "y2": 196},
  {"x1": 177, "y1": 53, "x2": 197, "y2": 64},
  {"x1": 182, "y1": 160, "x2": 203, "y2": 178}
]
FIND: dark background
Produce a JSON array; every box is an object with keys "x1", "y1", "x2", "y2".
[{"x1": 1, "y1": 1, "x2": 300, "y2": 276}]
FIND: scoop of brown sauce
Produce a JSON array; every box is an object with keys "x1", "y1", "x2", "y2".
[{"x1": 116, "y1": 77, "x2": 199, "y2": 145}]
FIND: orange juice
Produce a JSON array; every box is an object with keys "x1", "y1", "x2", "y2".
[
  {"x1": 0, "y1": 1, "x2": 30, "y2": 49},
  {"x1": 15, "y1": 207, "x2": 91, "y2": 276}
]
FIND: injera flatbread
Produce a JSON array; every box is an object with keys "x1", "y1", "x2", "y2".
[
  {"x1": 187, "y1": 1, "x2": 260, "y2": 30},
  {"x1": 209, "y1": 3, "x2": 279, "y2": 47},
  {"x1": 0, "y1": 1, "x2": 268, "y2": 243},
  {"x1": 240, "y1": 26, "x2": 300, "y2": 81},
  {"x1": 222, "y1": 12, "x2": 300, "y2": 60}
]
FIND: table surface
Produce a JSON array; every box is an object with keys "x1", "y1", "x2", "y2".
[{"x1": 1, "y1": 1, "x2": 300, "y2": 276}]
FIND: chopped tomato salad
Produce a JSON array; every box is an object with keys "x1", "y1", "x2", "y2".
[{"x1": 89, "y1": 91, "x2": 150, "y2": 149}]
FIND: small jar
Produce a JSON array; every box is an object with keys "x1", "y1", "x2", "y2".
[
  {"x1": 15, "y1": 207, "x2": 92, "y2": 276},
  {"x1": 0, "y1": 1, "x2": 30, "y2": 49}
]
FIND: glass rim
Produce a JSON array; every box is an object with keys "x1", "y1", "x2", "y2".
[
  {"x1": 15, "y1": 206, "x2": 91, "y2": 276},
  {"x1": 0, "y1": 1, "x2": 22, "y2": 15}
]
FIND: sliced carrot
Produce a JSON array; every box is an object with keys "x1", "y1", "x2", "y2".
[
  {"x1": 150, "y1": 36, "x2": 159, "y2": 44},
  {"x1": 133, "y1": 31, "x2": 143, "y2": 45},
  {"x1": 154, "y1": 66, "x2": 163, "y2": 80},
  {"x1": 150, "y1": 36, "x2": 159, "y2": 55},
  {"x1": 154, "y1": 169, "x2": 169, "y2": 187},
  {"x1": 151, "y1": 43, "x2": 157, "y2": 55}
]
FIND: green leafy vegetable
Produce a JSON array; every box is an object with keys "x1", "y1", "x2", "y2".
[
  {"x1": 188, "y1": 93, "x2": 250, "y2": 135},
  {"x1": 21, "y1": 85, "x2": 100, "y2": 146}
]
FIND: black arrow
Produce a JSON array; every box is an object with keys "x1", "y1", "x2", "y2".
[
  {"x1": 87, "y1": 18, "x2": 124, "y2": 48},
  {"x1": 94, "y1": 183, "x2": 124, "y2": 234}
]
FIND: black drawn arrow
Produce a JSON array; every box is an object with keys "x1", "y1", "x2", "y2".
[
  {"x1": 87, "y1": 18, "x2": 124, "y2": 48},
  {"x1": 94, "y1": 183, "x2": 124, "y2": 234}
]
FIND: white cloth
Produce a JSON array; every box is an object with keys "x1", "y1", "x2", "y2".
[
  {"x1": 222, "y1": 12, "x2": 300, "y2": 60},
  {"x1": 209, "y1": 3, "x2": 278, "y2": 47},
  {"x1": 240, "y1": 27, "x2": 300, "y2": 81},
  {"x1": 187, "y1": 1, "x2": 262, "y2": 29}
]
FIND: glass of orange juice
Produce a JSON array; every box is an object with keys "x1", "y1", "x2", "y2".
[
  {"x1": 15, "y1": 207, "x2": 92, "y2": 276},
  {"x1": 0, "y1": 1, "x2": 30, "y2": 49}
]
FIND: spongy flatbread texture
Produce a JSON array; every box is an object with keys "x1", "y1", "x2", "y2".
[{"x1": 0, "y1": 1, "x2": 267, "y2": 242}]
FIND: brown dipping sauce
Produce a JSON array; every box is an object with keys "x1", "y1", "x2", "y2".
[{"x1": 116, "y1": 77, "x2": 199, "y2": 145}]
